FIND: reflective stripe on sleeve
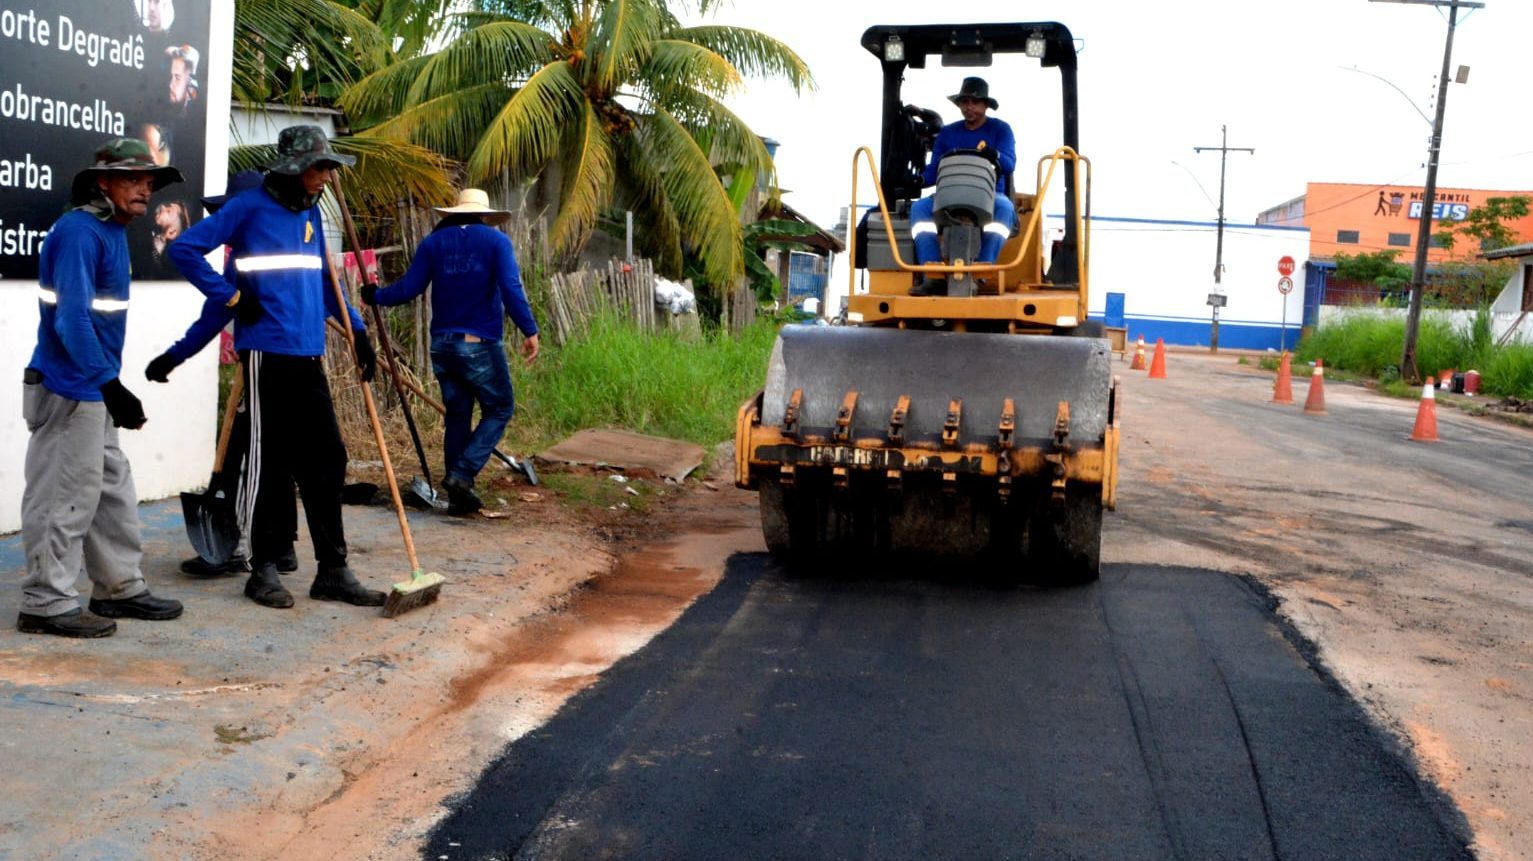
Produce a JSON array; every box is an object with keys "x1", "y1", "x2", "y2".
[
  {"x1": 911, "y1": 222, "x2": 938, "y2": 237},
  {"x1": 233, "y1": 254, "x2": 323, "y2": 273},
  {"x1": 984, "y1": 221, "x2": 1013, "y2": 238},
  {"x1": 36, "y1": 288, "x2": 130, "y2": 312}
]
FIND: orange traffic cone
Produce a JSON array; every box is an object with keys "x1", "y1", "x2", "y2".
[
  {"x1": 1147, "y1": 338, "x2": 1168, "y2": 379},
  {"x1": 1130, "y1": 336, "x2": 1147, "y2": 370},
  {"x1": 1303, "y1": 359, "x2": 1326, "y2": 415},
  {"x1": 1410, "y1": 377, "x2": 1439, "y2": 442},
  {"x1": 1272, "y1": 351, "x2": 1294, "y2": 403}
]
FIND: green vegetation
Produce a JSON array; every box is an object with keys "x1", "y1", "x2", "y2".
[
  {"x1": 540, "y1": 471, "x2": 661, "y2": 513},
  {"x1": 1297, "y1": 311, "x2": 1533, "y2": 398},
  {"x1": 505, "y1": 313, "x2": 778, "y2": 449}
]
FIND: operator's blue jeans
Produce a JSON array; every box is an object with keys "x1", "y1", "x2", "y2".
[
  {"x1": 909, "y1": 193, "x2": 1017, "y2": 265},
  {"x1": 430, "y1": 334, "x2": 515, "y2": 485}
]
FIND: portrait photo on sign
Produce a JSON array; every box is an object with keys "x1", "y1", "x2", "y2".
[
  {"x1": 166, "y1": 45, "x2": 200, "y2": 111},
  {"x1": 136, "y1": 0, "x2": 175, "y2": 33}
]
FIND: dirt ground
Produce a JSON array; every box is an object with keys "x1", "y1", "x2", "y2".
[{"x1": 3, "y1": 348, "x2": 1530, "y2": 860}]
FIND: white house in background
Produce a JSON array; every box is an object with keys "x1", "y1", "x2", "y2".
[{"x1": 1483, "y1": 242, "x2": 1533, "y2": 345}]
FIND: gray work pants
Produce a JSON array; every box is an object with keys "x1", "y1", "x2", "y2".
[{"x1": 20, "y1": 380, "x2": 147, "y2": 617}]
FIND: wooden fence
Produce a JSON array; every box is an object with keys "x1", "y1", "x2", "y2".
[{"x1": 543, "y1": 258, "x2": 660, "y2": 345}]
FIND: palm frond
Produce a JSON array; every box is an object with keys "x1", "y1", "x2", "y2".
[
  {"x1": 233, "y1": 0, "x2": 391, "y2": 104},
  {"x1": 466, "y1": 60, "x2": 587, "y2": 182},
  {"x1": 549, "y1": 102, "x2": 619, "y2": 252},
  {"x1": 671, "y1": 25, "x2": 813, "y2": 92},
  {"x1": 592, "y1": 0, "x2": 663, "y2": 93},
  {"x1": 406, "y1": 21, "x2": 558, "y2": 105},
  {"x1": 615, "y1": 134, "x2": 684, "y2": 276},
  {"x1": 337, "y1": 55, "x2": 434, "y2": 125},
  {"x1": 634, "y1": 107, "x2": 743, "y2": 286},
  {"x1": 640, "y1": 39, "x2": 740, "y2": 99},
  {"x1": 362, "y1": 83, "x2": 516, "y2": 161}
]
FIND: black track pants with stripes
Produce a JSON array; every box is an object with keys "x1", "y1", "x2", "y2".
[{"x1": 239, "y1": 350, "x2": 348, "y2": 570}]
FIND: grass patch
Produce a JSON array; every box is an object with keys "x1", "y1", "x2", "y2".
[
  {"x1": 1297, "y1": 310, "x2": 1533, "y2": 399},
  {"x1": 505, "y1": 313, "x2": 779, "y2": 450}
]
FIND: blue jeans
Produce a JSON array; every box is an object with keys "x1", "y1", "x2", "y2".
[
  {"x1": 909, "y1": 193, "x2": 1017, "y2": 264},
  {"x1": 430, "y1": 334, "x2": 515, "y2": 485}
]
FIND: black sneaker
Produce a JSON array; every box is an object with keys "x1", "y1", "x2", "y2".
[
  {"x1": 310, "y1": 566, "x2": 386, "y2": 606},
  {"x1": 17, "y1": 608, "x2": 116, "y2": 638},
  {"x1": 442, "y1": 476, "x2": 483, "y2": 516},
  {"x1": 89, "y1": 591, "x2": 184, "y2": 620},
  {"x1": 244, "y1": 563, "x2": 294, "y2": 609},
  {"x1": 181, "y1": 556, "x2": 251, "y2": 577}
]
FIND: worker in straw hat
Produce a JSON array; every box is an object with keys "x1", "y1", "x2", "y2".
[
  {"x1": 18, "y1": 137, "x2": 187, "y2": 638},
  {"x1": 170, "y1": 125, "x2": 385, "y2": 610},
  {"x1": 362, "y1": 187, "x2": 540, "y2": 516}
]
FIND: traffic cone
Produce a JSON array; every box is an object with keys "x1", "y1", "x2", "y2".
[
  {"x1": 1272, "y1": 351, "x2": 1294, "y2": 403},
  {"x1": 1410, "y1": 377, "x2": 1439, "y2": 442},
  {"x1": 1130, "y1": 336, "x2": 1147, "y2": 370},
  {"x1": 1303, "y1": 359, "x2": 1326, "y2": 415},
  {"x1": 1147, "y1": 338, "x2": 1168, "y2": 379}
]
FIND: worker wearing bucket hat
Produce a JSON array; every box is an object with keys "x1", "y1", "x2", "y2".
[
  {"x1": 18, "y1": 138, "x2": 188, "y2": 638},
  {"x1": 363, "y1": 188, "x2": 539, "y2": 515},
  {"x1": 171, "y1": 125, "x2": 384, "y2": 610},
  {"x1": 908, "y1": 76, "x2": 1017, "y2": 296}
]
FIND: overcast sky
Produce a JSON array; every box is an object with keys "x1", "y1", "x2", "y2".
[{"x1": 687, "y1": 0, "x2": 1533, "y2": 232}]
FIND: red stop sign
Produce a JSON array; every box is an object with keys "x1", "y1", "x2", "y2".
[{"x1": 1278, "y1": 256, "x2": 1296, "y2": 277}]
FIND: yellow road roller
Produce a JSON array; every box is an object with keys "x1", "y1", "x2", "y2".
[{"x1": 735, "y1": 22, "x2": 1119, "y2": 584}]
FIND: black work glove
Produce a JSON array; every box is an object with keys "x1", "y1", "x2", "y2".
[
  {"x1": 234, "y1": 291, "x2": 264, "y2": 325},
  {"x1": 99, "y1": 378, "x2": 147, "y2": 429},
  {"x1": 359, "y1": 281, "x2": 379, "y2": 306},
  {"x1": 353, "y1": 331, "x2": 377, "y2": 383},
  {"x1": 144, "y1": 352, "x2": 181, "y2": 383}
]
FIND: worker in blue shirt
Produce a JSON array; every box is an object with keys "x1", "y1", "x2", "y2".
[
  {"x1": 146, "y1": 169, "x2": 301, "y2": 578},
  {"x1": 18, "y1": 138, "x2": 186, "y2": 638},
  {"x1": 170, "y1": 125, "x2": 384, "y2": 611},
  {"x1": 909, "y1": 77, "x2": 1018, "y2": 296},
  {"x1": 362, "y1": 188, "x2": 540, "y2": 516}
]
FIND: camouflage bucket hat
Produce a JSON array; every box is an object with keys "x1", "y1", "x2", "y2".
[
  {"x1": 70, "y1": 136, "x2": 185, "y2": 205},
  {"x1": 266, "y1": 125, "x2": 357, "y2": 175}
]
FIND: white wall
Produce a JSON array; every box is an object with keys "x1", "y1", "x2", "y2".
[{"x1": 0, "y1": 0, "x2": 233, "y2": 534}]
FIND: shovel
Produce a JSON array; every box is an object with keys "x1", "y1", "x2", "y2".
[
  {"x1": 330, "y1": 193, "x2": 444, "y2": 512},
  {"x1": 181, "y1": 367, "x2": 244, "y2": 565}
]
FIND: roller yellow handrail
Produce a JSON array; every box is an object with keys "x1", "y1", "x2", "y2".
[{"x1": 849, "y1": 145, "x2": 1091, "y2": 307}]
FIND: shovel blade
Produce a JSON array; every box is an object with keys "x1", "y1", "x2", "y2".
[
  {"x1": 406, "y1": 476, "x2": 445, "y2": 510},
  {"x1": 180, "y1": 489, "x2": 240, "y2": 566}
]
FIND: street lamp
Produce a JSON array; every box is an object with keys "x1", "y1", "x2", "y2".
[{"x1": 1370, "y1": 0, "x2": 1484, "y2": 383}]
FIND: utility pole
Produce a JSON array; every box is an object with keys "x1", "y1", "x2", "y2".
[
  {"x1": 1371, "y1": 0, "x2": 1483, "y2": 383},
  {"x1": 1194, "y1": 125, "x2": 1254, "y2": 353}
]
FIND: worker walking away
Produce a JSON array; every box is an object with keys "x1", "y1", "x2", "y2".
[
  {"x1": 170, "y1": 125, "x2": 385, "y2": 610},
  {"x1": 909, "y1": 76, "x2": 1017, "y2": 296},
  {"x1": 362, "y1": 187, "x2": 539, "y2": 516},
  {"x1": 144, "y1": 169, "x2": 300, "y2": 578},
  {"x1": 18, "y1": 138, "x2": 187, "y2": 638}
]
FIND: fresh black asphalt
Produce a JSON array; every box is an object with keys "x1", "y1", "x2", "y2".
[{"x1": 425, "y1": 557, "x2": 1472, "y2": 861}]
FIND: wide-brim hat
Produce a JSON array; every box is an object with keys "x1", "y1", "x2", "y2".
[
  {"x1": 948, "y1": 76, "x2": 998, "y2": 110},
  {"x1": 265, "y1": 124, "x2": 357, "y2": 175},
  {"x1": 70, "y1": 136, "x2": 185, "y2": 205},
  {"x1": 201, "y1": 169, "x2": 265, "y2": 212},
  {"x1": 432, "y1": 188, "x2": 511, "y2": 225}
]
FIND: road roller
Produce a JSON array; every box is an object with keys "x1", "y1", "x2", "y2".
[{"x1": 734, "y1": 22, "x2": 1119, "y2": 585}]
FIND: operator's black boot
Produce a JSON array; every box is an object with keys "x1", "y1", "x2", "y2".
[
  {"x1": 244, "y1": 562, "x2": 294, "y2": 609},
  {"x1": 310, "y1": 565, "x2": 386, "y2": 607},
  {"x1": 442, "y1": 475, "x2": 484, "y2": 516},
  {"x1": 909, "y1": 276, "x2": 947, "y2": 297}
]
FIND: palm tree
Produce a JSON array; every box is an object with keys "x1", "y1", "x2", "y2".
[{"x1": 339, "y1": 0, "x2": 812, "y2": 286}]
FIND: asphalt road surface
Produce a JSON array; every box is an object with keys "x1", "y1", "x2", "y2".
[{"x1": 425, "y1": 555, "x2": 1472, "y2": 861}]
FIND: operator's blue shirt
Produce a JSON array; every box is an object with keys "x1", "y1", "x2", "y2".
[
  {"x1": 168, "y1": 187, "x2": 364, "y2": 355},
  {"x1": 30, "y1": 210, "x2": 131, "y2": 401},
  {"x1": 372, "y1": 223, "x2": 538, "y2": 342},
  {"x1": 922, "y1": 116, "x2": 1017, "y2": 191}
]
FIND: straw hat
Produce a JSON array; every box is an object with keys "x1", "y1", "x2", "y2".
[{"x1": 433, "y1": 188, "x2": 510, "y2": 225}]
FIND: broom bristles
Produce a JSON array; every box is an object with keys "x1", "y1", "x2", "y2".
[{"x1": 381, "y1": 570, "x2": 446, "y2": 618}]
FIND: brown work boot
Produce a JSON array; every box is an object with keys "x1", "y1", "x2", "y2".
[
  {"x1": 17, "y1": 608, "x2": 116, "y2": 638},
  {"x1": 310, "y1": 565, "x2": 386, "y2": 606},
  {"x1": 244, "y1": 562, "x2": 295, "y2": 609}
]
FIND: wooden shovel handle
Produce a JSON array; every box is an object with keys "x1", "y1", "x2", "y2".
[{"x1": 211, "y1": 366, "x2": 243, "y2": 472}]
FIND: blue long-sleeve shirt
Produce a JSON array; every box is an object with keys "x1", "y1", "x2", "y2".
[
  {"x1": 30, "y1": 211, "x2": 131, "y2": 401},
  {"x1": 372, "y1": 223, "x2": 537, "y2": 342},
  {"x1": 165, "y1": 297, "x2": 236, "y2": 363},
  {"x1": 922, "y1": 117, "x2": 1017, "y2": 191},
  {"x1": 168, "y1": 187, "x2": 364, "y2": 356}
]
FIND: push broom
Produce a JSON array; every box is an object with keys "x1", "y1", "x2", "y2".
[{"x1": 324, "y1": 217, "x2": 443, "y2": 617}]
